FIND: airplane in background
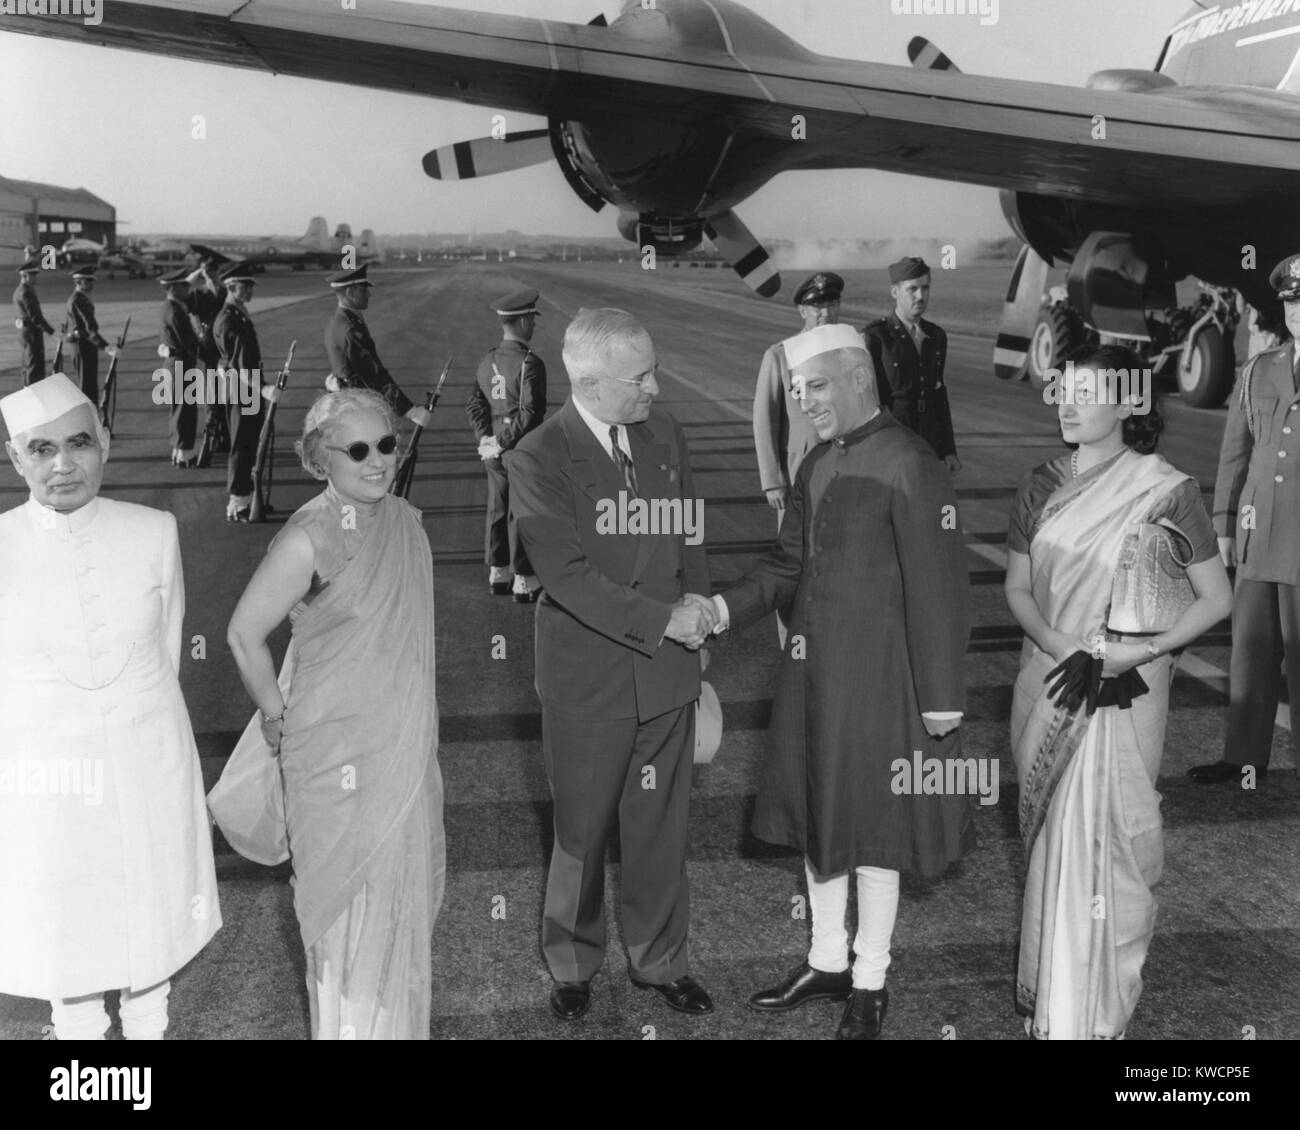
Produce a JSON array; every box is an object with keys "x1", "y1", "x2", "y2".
[
  {"x1": 8, "y1": 0, "x2": 1300, "y2": 406},
  {"x1": 185, "y1": 218, "x2": 379, "y2": 272}
]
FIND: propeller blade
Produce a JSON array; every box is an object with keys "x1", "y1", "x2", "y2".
[
  {"x1": 703, "y1": 211, "x2": 780, "y2": 299},
  {"x1": 994, "y1": 243, "x2": 1049, "y2": 381},
  {"x1": 422, "y1": 129, "x2": 552, "y2": 181},
  {"x1": 907, "y1": 36, "x2": 961, "y2": 73},
  {"x1": 588, "y1": 13, "x2": 608, "y2": 26}
]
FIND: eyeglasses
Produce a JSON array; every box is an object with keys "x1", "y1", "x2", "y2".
[
  {"x1": 325, "y1": 434, "x2": 398, "y2": 462},
  {"x1": 605, "y1": 365, "x2": 659, "y2": 389}
]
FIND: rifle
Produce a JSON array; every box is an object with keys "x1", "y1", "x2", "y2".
[
  {"x1": 98, "y1": 315, "x2": 131, "y2": 434},
  {"x1": 393, "y1": 356, "x2": 451, "y2": 500},
  {"x1": 249, "y1": 340, "x2": 296, "y2": 523},
  {"x1": 52, "y1": 320, "x2": 67, "y2": 374}
]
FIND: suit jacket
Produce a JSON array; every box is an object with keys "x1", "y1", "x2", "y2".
[
  {"x1": 66, "y1": 290, "x2": 108, "y2": 350},
  {"x1": 213, "y1": 299, "x2": 261, "y2": 374},
  {"x1": 324, "y1": 305, "x2": 413, "y2": 415},
  {"x1": 160, "y1": 295, "x2": 200, "y2": 368},
  {"x1": 752, "y1": 338, "x2": 821, "y2": 492},
  {"x1": 505, "y1": 399, "x2": 709, "y2": 723},
  {"x1": 863, "y1": 312, "x2": 957, "y2": 460},
  {"x1": 13, "y1": 282, "x2": 54, "y2": 335},
  {"x1": 466, "y1": 338, "x2": 547, "y2": 451},
  {"x1": 1214, "y1": 341, "x2": 1300, "y2": 584}
]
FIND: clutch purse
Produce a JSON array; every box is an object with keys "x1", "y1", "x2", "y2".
[{"x1": 1107, "y1": 518, "x2": 1196, "y2": 634}]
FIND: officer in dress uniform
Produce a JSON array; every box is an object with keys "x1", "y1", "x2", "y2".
[
  {"x1": 323, "y1": 264, "x2": 415, "y2": 418},
  {"x1": 212, "y1": 262, "x2": 266, "y2": 522},
  {"x1": 13, "y1": 259, "x2": 55, "y2": 387},
  {"x1": 1189, "y1": 252, "x2": 1300, "y2": 784},
  {"x1": 188, "y1": 258, "x2": 231, "y2": 464},
  {"x1": 158, "y1": 268, "x2": 200, "y2": 467},
  {"x1": 64, "y1": 266, "x2": 115, "y2": 405},
  {"x1": 466, "y1": 288, "x2": 548, "y2": 600},
  {"x1": 862, "y1": 256, "x2": 961, "y2": 474},
  {"x1": 753, "y1": 272, "x2": 846, "y2": 529}
]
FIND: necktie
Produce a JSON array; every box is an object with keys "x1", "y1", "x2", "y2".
[{"x1": 609, "y1": 425, "x2": 639, "y2": 498}]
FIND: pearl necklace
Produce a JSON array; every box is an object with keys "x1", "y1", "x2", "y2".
[{"x1": 1071, "y1": 450, "x2": 1079, "y2": 478}]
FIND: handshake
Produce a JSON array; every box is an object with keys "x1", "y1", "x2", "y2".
[{"x1": 665, "y1": 593, "x2": 721, "y2": 651}]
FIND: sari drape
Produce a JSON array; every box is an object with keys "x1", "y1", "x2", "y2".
[
  {"x1": 210, "y1": 489, "x2": 444, "y2": 1039},
  {"x1": 1011, "y1": 449, "x2": 1187, "y2": 1040}
]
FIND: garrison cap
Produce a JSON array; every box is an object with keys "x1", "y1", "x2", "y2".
[
  {"x1": 71, "y1": 265, "x2": 97, "y2": 280},
  {"x1": 17, "y1": 258, "x2": 40, "y2": 273},
  {"x1": 493, "y1": 287, "x2": 540, "y2": 317},
  {"x1": 328, "y1": 264, "x2": 372, "y2": 288},
  {"x1": 1269, "y1": 254, "x2": 1300, "y2": 301},
  {"x1": 888, "y1": 256, "x2": 930, "y2": 284},
  {"x1": 792, "y1": 272, "x2": 844, "y2": 307},
  {"x1": 217, "y1": 261, "x2": 257, "y2": 284},
  {"x1": 158, "y1": 267, "x2": 193, "y2": 287}
]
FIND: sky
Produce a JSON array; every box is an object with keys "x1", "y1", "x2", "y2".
[{"x1": 0, "y1": 0, "x2": 1193, "y2": 245}]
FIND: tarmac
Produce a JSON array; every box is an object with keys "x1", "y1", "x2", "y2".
[{"x1": 0, "y1": 259, "x2": 1296, "y2": 1040}]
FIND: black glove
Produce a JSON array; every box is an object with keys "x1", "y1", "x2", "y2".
[
  {"x1": 1045, "y1": 650, "x2": 1102, "y2": 715},
  {"x1": 1095, "y1": 669, "x2": 1150, "y2": 711}
]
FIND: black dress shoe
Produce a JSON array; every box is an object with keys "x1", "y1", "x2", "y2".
[
  {"x1": 1187, "y1": 760, "x2": 1264, "y2": 784},
  {"x1": 513, "y1": 588, "x2": 541, "y2": 604},
  {"x1": 490, "y1": 581, "x2": 511, "y2": 596},
  {"x1": 549, "y1": 980, "x2": 591, "y2": 1020},
  {"x1": 631, "y1": 974, "x2": 713, "y2": 1015},
  {"x1": 748, "y1": 961, "x2": 853, "y2": 1012},
  {"x1": 836, "y1": 987, "x2": 888, "y2": 1040}
]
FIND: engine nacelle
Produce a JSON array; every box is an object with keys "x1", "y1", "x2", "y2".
[
  {"x1": 617, "y1": 212, "x2": 704, "y2": 257},
  {"x1": 1066, "y1": 231, "x2": 1178, "y2": 342},
  {"x1": 1085, "y1": 69, "x2": 1177, "y2": 93}
]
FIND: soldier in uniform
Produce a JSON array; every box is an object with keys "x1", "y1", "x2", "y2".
[
  {"x1": 1189, "y1": 253, "x2": 1300, "y2": 785},
  {"x1": 466, "y1": 288, "x2": 548, "y2": 600},
  {"x1": 213, "y1": 262, "x2": 266, "y2": 522},
  {"x1": 158, "y1": 268, "x2": 200, "y2": 467},
  {"x1": 862, "y1": 256, "x2": 961, "y2": 475},
  {"x1": 754, "y1": 272, "x2": 846, "y2": 529},
  {"x1": 64, "y1": 266, "x2": 115, "y2": 404},
  {"x1": 188, "y1": 258, "x2": 231, "y2": 464},
  {"x1": 13, "y1": 259, "x2": 55, "y2": 387},
  {"x1": 323, "y1": 265, "x2": 415, "y2": 417}
]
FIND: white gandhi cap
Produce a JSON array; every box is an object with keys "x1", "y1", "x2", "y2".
[
  {"x1": 782, "y1": 323, "x2": 868, "y2": 370},
  {"x1": 1, "y1": 374, "x2": 96, "y2": 440}
]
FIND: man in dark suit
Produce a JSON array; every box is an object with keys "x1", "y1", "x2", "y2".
[
  {"x1": 188, "y1": 259, "x2": 230, "y2": 464},
  {"x1": 466, "y1": 287, "x2": 548, "y2": 600},
  {"x1": 323, "y1": 265, "x2": 415, "y2": 416},
  {"x1": 863, "y1": 256, "x2": 961, "y2": 474},
  {"x1": 158, "y1": 268, "x2": 200, "y2": 467},
  {"x1": 1191, "y1": 252, "x2": 1300, "y2": 784},
  {"x1": 710, "y1": 323, "x2": 974, "y2": 1040},
  {"x1": 13, "y1": 259, "x2": 55, "y2": 386},
  {"x1": 505, "y1": 307, "x2": 717, "y2": 1021},
  {"x1": 212, "y1": 262, "x2": 266, "y2": 522},
  {"x1": 65, "y1": 266, "x2": 115, "y2": 404}
]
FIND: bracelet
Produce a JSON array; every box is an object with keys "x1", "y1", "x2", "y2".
[{"x1": 261, "y1": 708, "x2": 285, "y2": 724}]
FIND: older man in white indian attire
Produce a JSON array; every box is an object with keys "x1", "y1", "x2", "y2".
[{"x1": 0, "y1": 374, "x2": 220, "y2": 1040}]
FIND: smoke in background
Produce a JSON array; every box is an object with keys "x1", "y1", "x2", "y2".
[{"x1": 770, "y1": 236, "x2": 1019, "y2": 271}]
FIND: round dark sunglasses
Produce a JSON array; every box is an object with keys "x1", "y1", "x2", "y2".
[{"x1": 325, "y1": 434, "x2": 399, "y2": 462}]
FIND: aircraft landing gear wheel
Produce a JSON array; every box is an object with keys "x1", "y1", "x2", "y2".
[
  {"x1": 1179, "y1": 324, "x2": 1235, "y2": 408},
  {"x1": 1027, "y1": 304, "x2": 1086, "y2": 384}
]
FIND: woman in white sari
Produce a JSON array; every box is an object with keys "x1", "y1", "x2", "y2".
[{"x1": 1004, "y1": 345, "x2": 1231, "y2": 1039}]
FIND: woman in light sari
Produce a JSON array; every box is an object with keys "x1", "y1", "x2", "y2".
[
  {"x1": 222, "y1": 389, "x2": 444, "y2": 1039},
  {"x1": 1004, "y1": 344, "x2": 1231, "y2": 1039}
]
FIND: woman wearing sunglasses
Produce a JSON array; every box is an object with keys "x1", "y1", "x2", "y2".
[{"x1": 220, "y1": 388, "x2": 445, "y2": 1039}]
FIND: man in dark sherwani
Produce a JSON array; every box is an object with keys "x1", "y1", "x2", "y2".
[
  {"x1": 212, "y1": 262, "x2": 266, "y2": 522},
  {"x1": 65, "y1": 266, "x2": 114, "y2": 404},
  {"x1": 323, "y1": 265, "x2": 415, "y2": 417},
  {"x1": 711, "y1": 322, "x2": 975, "y2": 1040},
  {"x1": 13, "y1": 259, "x2": 55, "y2": 386}
]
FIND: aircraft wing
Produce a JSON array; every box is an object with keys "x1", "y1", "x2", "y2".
[{"x1": 7, "y1": 0, "x2": 1300, "y2": 209}]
